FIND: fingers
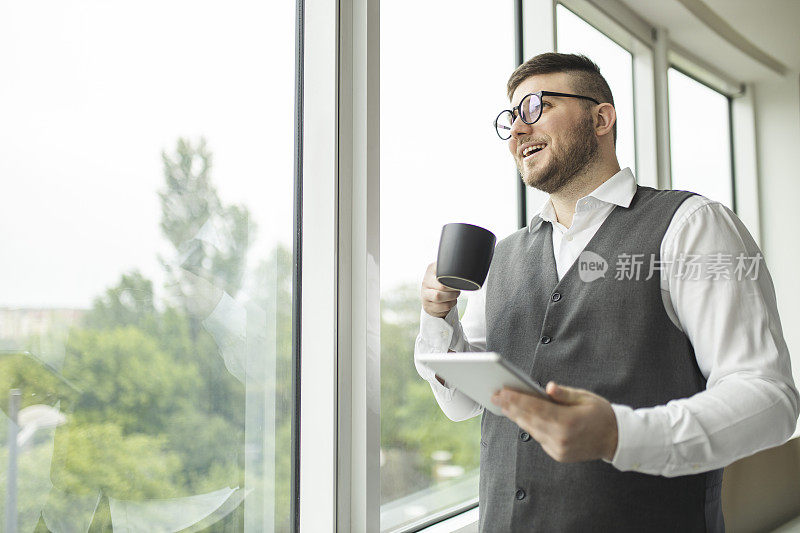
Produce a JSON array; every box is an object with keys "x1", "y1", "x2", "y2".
[
  {"x1": 422, "y1": 262, "x2": 461, "y2": 293},
  {"x1": 421, "y1": 286, "x2": 460, "y2": 303},
  {"x1": 423, "y1": 301, "x2": 457, "y2": 317},
  {"x1": 492, "y1": 389, "x2": 555, "y2": 434},
  {"x1": 422, "y1": 297, "x2": 458, "y2": 318},
  {"x1": 546, "y1": 382, "x2": 593, "y2": 405},
  {"x1": 421, "y1": 262, "x2": 461, "y2": 318},
  {"x1": 493, "y1": 385, "x2": 616, "y2": 463}
]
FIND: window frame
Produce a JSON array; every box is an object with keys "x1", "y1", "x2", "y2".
[
  {"x1": 663, "y1": 48, "x2": 761, "y2": 240},
  {"x1": 299, "y1": 0, "x2": 383, "y2": 530},
  {"x1": 555, "y1": 1, "x2": 648, "y2": 186},
  {"x1": 298, "y1": 1, "x2": 762, "y2": 532},
  {"x1": 298, "y1": 0, "x2": 339, "y2": 530},
  {"x1": 666, "y1": 64, "x2": 737, "y2": 212}
]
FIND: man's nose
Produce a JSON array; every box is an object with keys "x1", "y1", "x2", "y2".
[{"x1": 510, "y1": 115, "x2": 533, "y2": 139}]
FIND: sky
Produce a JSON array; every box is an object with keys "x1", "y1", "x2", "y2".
[
  {"x1": 0, "y1": 0, "x2": 295, "y2": 308},
  {"x1": 0, "y1": 0, "x2": 732, "y2": 310}
]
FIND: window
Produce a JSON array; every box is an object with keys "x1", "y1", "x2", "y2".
[
  {"x1": 556, "y1": 4, "x2": 637, "y2": 177},
  {"x1": 0, "y1": 1, "x2": 294, "y2": 530},
  {"x1": 1, "y1": 0, "x2": 754, "y2": 531},
  {"x1": 380, "y1": 1, "x2": 517, "y2": 530},
  {"x1": 523, "y1": 3, "x2": 641, "y2": 220},
  {"x1": 668, "y1": 68, "x2": 734, "y2": 208}
]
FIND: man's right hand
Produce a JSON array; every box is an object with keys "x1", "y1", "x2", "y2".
[{"x1": 421, "y1": 262, "x2": 461, "y2": 318}]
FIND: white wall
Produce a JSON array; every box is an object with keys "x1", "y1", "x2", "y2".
[{"x1": 754, "y1": 71, "x2": 800, "y2": 390}]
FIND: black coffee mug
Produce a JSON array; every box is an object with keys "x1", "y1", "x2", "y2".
[{"x1": 436, "y1": 223, "x2": 496, "y2": 290}]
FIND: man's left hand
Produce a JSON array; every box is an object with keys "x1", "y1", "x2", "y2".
[{"x1": 491, "y1": 382, "x2": 618, "y2": 463}]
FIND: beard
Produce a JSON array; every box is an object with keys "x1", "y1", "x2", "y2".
[{"x1": 517, "y1": 112, "x2": 599, "y2": 194}]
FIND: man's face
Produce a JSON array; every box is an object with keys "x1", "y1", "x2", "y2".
[{"x1": 508, "y1": 72, "x2": 599, "y2": 194}]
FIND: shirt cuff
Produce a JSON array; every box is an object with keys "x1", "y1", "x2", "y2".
[
  {"x1": 419, "y1": 307, "x2": 457, "y2": 352},
  {"x1": 604, "y1": 404, "x2": 671, "y2": 475},
  {"x1": 416, "y1": 307, "x2": 462, "y2": 391},
  {"x1": 428, "y1": 371, "x2": 456, "y2": 401}
]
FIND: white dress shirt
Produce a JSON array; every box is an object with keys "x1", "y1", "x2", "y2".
[{"x1": 414, "y1": 167, "x2": 800, "y2": 477}]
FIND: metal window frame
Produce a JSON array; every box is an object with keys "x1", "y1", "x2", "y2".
[
  {"x1": 297, "y1": 0, "x2": 761, "y2": 532},
  {"x1": 515, "y1": 0, "x2": 527, "y2": 229},
  {"x1": 335, "y1": 0, "x2": 382, "y2": 529},
  {"x1": 522, "y1": 0, "x2": 557, "y2": 223},
  {"x1": 388, "y1": 499, "x2": 479, "y2": 533},
  {"x1": 299, "y1": 0, "x2": 338, "y2": 530},
  {"x1": 291, "y1": 1, "x2": 305, "y2": 531},
  {"x1": 653, "y1": 27, "x2": 673, "y2": 190},
  {"x1": 730, "y1": 83, "x2": 761, "y2": 244}
]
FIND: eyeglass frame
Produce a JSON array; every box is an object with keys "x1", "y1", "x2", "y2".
[{"x1": 494, "y1": 90, "x2": 602, "y2": 140}]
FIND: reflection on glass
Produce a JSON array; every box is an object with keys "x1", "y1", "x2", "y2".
[
  {"x1": 0, "y1": 1, "x2": 293, "y2": 531},
  {"x1": 380, "y1": 1, "x2": 516, "y2": 530},
  {"x1": 668, "y1": 68, "x2": 733, "y2": 208}
]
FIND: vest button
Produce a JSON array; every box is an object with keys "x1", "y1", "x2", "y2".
[
  {"x1": 519, "y1": 431, "x2": 531, "y2": 442},
  {"x1": 515, "y1": 488, "x2": 526, "y2": 500},
  {"x1": 540, "y1": 335, "x2": 551, "y2": 344},
  {"x1": 551, "y1": 292, "x2": 561, "y2": 302}
]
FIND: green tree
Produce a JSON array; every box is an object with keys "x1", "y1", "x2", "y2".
[
  {"x1": 158, "y1": 137, "x2": 251, "y2": 422},
  {"x1": 2, "y1": 137, "x2": 295, "y2": 530},
  {"x1": 83, "y1": 271, "x2": 158, "y2": 333},
  {"x1": 380, "y1": 285, "x2": 481, "y2": 503},
  {"x1": 61, "y1": 327, "x2": 199, "y2": 435},
  {"x1": 158, "y1": 137, "x2": 252, "y2": 300},
  {"x1": 249, "y1": 243, "x2": 293, "y2": 532}
]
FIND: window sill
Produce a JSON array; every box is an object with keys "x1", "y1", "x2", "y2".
[{"x1": 417, "y1": 506, "x2": 479, "y2": 533}]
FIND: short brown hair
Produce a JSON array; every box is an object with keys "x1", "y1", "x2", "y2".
[{"x1": 507, "y1": 52, "x2": 616, "y2": 142}]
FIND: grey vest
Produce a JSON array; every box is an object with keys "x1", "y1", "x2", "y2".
[{"x1": 481, "y1": 186, "x2": 724, "y2": 532}]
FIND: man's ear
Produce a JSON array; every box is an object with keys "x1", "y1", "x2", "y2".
[{"x1": 594, "y1": 103, "x2": 616, "y2": 138}]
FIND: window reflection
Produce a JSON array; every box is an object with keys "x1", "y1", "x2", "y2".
[{"x1": 0, "y1": 1, "x2": 293, "y2": 530}]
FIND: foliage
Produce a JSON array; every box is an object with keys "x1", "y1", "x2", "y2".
[
  {"x1": 49, "y1": 423, "x2": 185, "y2": 499},
  {"x1": 83, "y1": 272, "x2": 158, "y2": 333},
  {"x1": 61, "y1": 327, "x2": 199, "y2": 435},
  {"x1": 380, "y1": 285, "x2": 481, "y2": 503},
  {"x1": 1, "y1": 138, "x2": 476, "y2": 531},
  {"x1": 158, "y1": 137, "x2": 252, "y2": 300}
]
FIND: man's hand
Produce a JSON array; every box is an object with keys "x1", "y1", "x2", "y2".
[
  {"x1": 491, "y1": 382, "x2": 618, "y2": 463},
  {"x1": 421, "y1": 262, "x2": 461, "y2": 318}
]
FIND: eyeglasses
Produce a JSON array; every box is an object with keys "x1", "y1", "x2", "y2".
[{"x1": 494, "y1": 91, "x2": 601, "y2": 140}]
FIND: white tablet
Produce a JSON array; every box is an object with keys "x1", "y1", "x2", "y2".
[{"x1": 418, "y1": 352, "x2": 551, "y2": 416}]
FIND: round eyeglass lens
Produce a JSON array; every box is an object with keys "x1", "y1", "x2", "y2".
[
  {"x1": 495, "y1": 110, "x2": 513, "y2": 140},
  {"x1": 521, "y1": 93, "x2": 542, "y2": 124}
]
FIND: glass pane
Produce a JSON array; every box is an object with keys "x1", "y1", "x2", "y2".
[
  {"x1": 556, "y1": 5, "x2": 637, "y2": 176},
  {"x1": 380, "y1": 1, "x2": 517, "y2": 530},
  {"x1": 0, "y1": 1, "x2": 294, "y2": 531},
  {"x1": 668, "y1": 68, "x2": 734, "y2": 208}
]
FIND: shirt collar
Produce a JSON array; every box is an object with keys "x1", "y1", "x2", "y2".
[{"x1": 528, "y1": 167, "x2": 637, "y2": 233}]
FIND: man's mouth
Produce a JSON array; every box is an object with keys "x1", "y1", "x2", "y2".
[{"x1": 522, "y1": 143, "x2": 547, "y2": 160}]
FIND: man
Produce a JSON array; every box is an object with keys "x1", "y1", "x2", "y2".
[{"x1": 414, "y1": 53, "x2": 799, "y2": 531}]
